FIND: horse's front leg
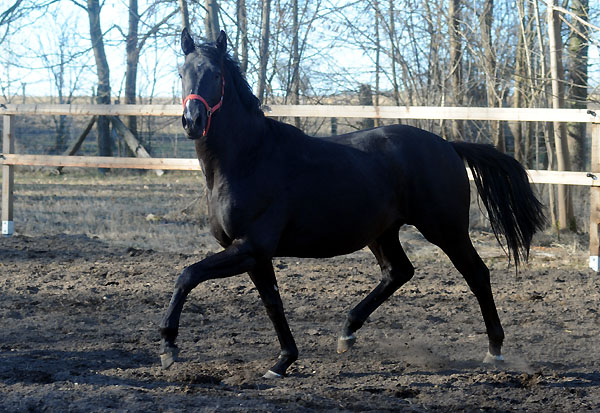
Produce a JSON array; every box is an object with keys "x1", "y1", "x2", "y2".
[
  {"x1": 248, "y1": 260, "x2": 298, "y2": 378},
  {"x1": 159, "y1": 241, "x2": 257, "y2": 369}
]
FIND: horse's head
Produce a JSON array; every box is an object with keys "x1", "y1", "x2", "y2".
[{"x1": 179, "y1": 29, "x2": 227, "y2": 139}]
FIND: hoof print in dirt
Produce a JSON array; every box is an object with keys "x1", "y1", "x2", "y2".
[{"x1": 394, "y1": 386, "x2": 420, "y2": 399}]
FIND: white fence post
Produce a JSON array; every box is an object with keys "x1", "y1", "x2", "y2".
[
  {"x1": 589, "y1": 122, "x2": 600, "y2": 271},
  {"x1": 2, "y1": 115, "x2": 15, "y2": 237}
]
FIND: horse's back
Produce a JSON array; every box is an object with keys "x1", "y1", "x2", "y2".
[{"x1": 330, "y1": 124, "x2": 471, "y2": 229}]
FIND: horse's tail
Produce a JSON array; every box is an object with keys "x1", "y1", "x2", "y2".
[{"x1": 451, "y1": 141, "x2": 546, "y2": 268}]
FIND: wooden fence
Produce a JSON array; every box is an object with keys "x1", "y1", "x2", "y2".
[{"x1": 1, "y1": 104, "x2": 600, "y2": 270}]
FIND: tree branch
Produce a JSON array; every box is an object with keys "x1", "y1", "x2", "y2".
[
  {"x1": 540, "y1": 0, "x2": 600, "y2": 32},
  {"x1": 138, "y1": 8, "x2": 177, "y2": 52}
]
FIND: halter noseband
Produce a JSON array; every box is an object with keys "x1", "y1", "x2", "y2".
[{"x1": 182, "y1": 75, "x2": 225, "y2": 137}]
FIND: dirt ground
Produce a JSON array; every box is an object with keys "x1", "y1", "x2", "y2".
[{"x1": 1, "y1": 172, "x2": 599, "y2": 412}]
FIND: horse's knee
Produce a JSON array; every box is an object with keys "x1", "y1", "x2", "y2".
[{"x1": 174, "y1": 265, "x2": 199, "y2": 292}]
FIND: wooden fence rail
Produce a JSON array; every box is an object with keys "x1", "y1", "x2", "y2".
[
  {"x1": 2, "y1": 154, "x2": 599, "y2": 186},
  {"x1": 1, "y1": 104, "x2": 600, "y2": 270},
  {"x1": 1, "y1": 103, "x2": 598, "y2": 122}
]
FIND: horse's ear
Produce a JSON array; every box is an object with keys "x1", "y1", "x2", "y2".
[
  {"x1": 181, "y1": 28, "x2": 195, "y2": 55},
  {"x1": 216, "y1": 30, "x2": 227, "y2": 55}
]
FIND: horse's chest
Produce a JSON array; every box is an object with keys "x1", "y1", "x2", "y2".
[{"x1": 207, "y1": 191, "x2": 250, "y2": 246}]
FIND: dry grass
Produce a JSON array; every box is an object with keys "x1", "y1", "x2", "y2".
[
  {"x1": 0, "y1": 168, "x2": 591, "y2": 271},
  {"x1": 4, "y1": 169, "x2": 220, "y2": 254}
]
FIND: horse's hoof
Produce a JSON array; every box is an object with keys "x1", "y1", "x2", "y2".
[
  {"x1": 262, "y1": 370, "x2": 283, "y2": 379},
  {"x1": 483, "y1": 351, "x2": 505, "y2": 364},
  {"x1": 160, "y1": 347, "x2": 179, "y2": 370},
  {"x1": 337, "y1": 334, "x2": 357, "y2": 354}
]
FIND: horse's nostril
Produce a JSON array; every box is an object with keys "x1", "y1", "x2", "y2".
[{"x1": 182, "y1": 115, "x2": 188, "y2": 129}]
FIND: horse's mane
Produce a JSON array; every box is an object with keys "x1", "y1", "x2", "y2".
[{"x1": 197, "y1": 42, "x2": 263, "y2": 116}]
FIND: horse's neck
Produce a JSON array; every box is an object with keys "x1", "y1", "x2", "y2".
[{"x1": 194, "y1": 110, "x2": 266, "y2": 189}]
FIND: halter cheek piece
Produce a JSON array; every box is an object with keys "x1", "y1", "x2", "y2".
[{"x1": 182, "y1": 75, "x2": 225, "y2": 137}]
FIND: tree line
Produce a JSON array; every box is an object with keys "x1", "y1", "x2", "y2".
[{"x1": 0, "y1": 0, "x2": 598, "y2": 228}]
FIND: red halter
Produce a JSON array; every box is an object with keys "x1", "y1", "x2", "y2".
[{"x1": 182, "y1": 75, "x2": 225, "y2": 137}]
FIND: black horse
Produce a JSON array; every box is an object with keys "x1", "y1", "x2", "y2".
[{"x1": 160, "y1": 29, "x2": 545, "y2": 379}]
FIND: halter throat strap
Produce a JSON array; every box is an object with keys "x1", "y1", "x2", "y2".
[{"x1": 182, "y1": 75, "x2": 225, "y2": 137}]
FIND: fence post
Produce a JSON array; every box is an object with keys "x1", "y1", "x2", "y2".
[
  {"x1": 589, "y1": 122, "x2": 600, "y2": 271},
  {"x1": 2, "y1": 115, "x2": 15, "y2": 237}
]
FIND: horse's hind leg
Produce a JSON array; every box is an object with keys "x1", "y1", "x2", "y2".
[
  {"x1": 422, "y1": 227, "x2": 505, "y2": 362},
  {"x1": 338, "y1": 224, "x2": 414, "y2": 353},
  {"x1": 448, "y1": 241, "x2": 505, "y2": 362}
]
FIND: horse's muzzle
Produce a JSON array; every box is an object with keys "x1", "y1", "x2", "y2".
[{"x1": 182, "y1": 102, "x2": 207, "y2": 139}]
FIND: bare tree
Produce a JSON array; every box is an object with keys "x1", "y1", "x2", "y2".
[
  {"x1": 256, "y1": 0, "x2": 271, "y2": 103},
  {"x1": 359, "y1": 84, "x2": 374, "y2": 129},
  {"x1": 548, "y1": 0, "x2": 575, "y2": 230},
  {"x1": 0, "y1": 0, "x2": 60, "y2": 42},
  {"x1": 37, "y1": 10, "x2": 89, "y2": 153},
  {"x1": 290, "y1": 0, "x2": 300, "y2": 127},
  {"x1": 513, "y1": 0, "x2": 536, "y2": 167},
  {"x1": 124, "y1": 1, "x2": 177, "y2": 142},
  {"x1": 373, "y1": 0, "x2": 381, "y2": 118},
  {"x1": 512, "y1": 0, "x2": 526, "y2": 163},
  {"x1": 448, "y1": 0, "x2": 463, "y2": 140},
  {"x1": 125, "y1": 0, "x2": 139, "y2": 144},
  {"x1": 205, "y1": 0, "x2": 220, "y2": 42},
  {"x1": 424, "y1": 1, "x2": 441, "y2": 109},
  {"x1": 235, "y1": 0, "x2": 248, "y2": 75},
  {"x1": 480, "y1": 0, "x2": 503, "y2": 151},
  {"x1": 567, "y1": 0, "x2": 589, "y2": 171},
  {"x1": 386, "y1": 0, "x2": 400, "y2": 107},
  {"x1": 75, "y1": 0, "x2": 112, "y2": 165},
  {"x1": 178, "y1": 0, "x2": 190, "y2": 32}
]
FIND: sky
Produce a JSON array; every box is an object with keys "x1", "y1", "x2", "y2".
[
  {"x1": 2, "y1": 0, "x2": 186, "y2": 100},
  {"x1": 1, "y1": 0, "x2": 599, "y2": 100}
]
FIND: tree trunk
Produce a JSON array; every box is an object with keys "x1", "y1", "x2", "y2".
[
  {"x1": 373, "y1": 0, "x2": 381, "y2": 127},
  {"x1": 291, "y1": 0, "x2": 300, "y2": 128},
  {"x1": 256, "y1": 0, "x2": 271, "y2": 103},
  {"x1": 179, "y1": 0, "x2": 190, "y2": 32},
  {"x1": 387, "y1": 0, "x2": 400, "y2": 107},
  {"x1": 480, "y1": 0, "x2": 503, "y2": 151},
  {"x1": 125, "y1": 0, "x2": 139, "y2": 150},
  {"x1": 533, "y1": 0, "x2": 556, "y2": 224},
  {"x1": 523, "y1": 0, "x2": 536, "y2": 167},
  {"x1": 55, "y1": 46, "x2": 67, "y2": 153},
  {"x1": 567, "y1": 0, "x2": 588, "y2": 171},
  {"x1": 205, "y1": 0, "x2": 220, "y2": 42},
  {"x1": 236, "y1": 0, "x2": 248, "y2": 75},
  {"x1": 424, "y1": 2, "x2": 439, "y2": 105},
  {"x1": 110, "y1": 116, "x2": 164, "y2": 176},
  {"x1": 359, "y1": 84, "x2": 374, "y2": 130},
  {"x1": 87, "y1": 0, "x2": 112, "y2": 168},
  {"x1": 512, "y1": 9, "x2": 525, "y2": 162},
  {"x1": 448, "y1": 0, "x2": 463, "y2": 140},
  {"x1": 548, "y1": 0, "x2": 575, "y2": 230}
]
